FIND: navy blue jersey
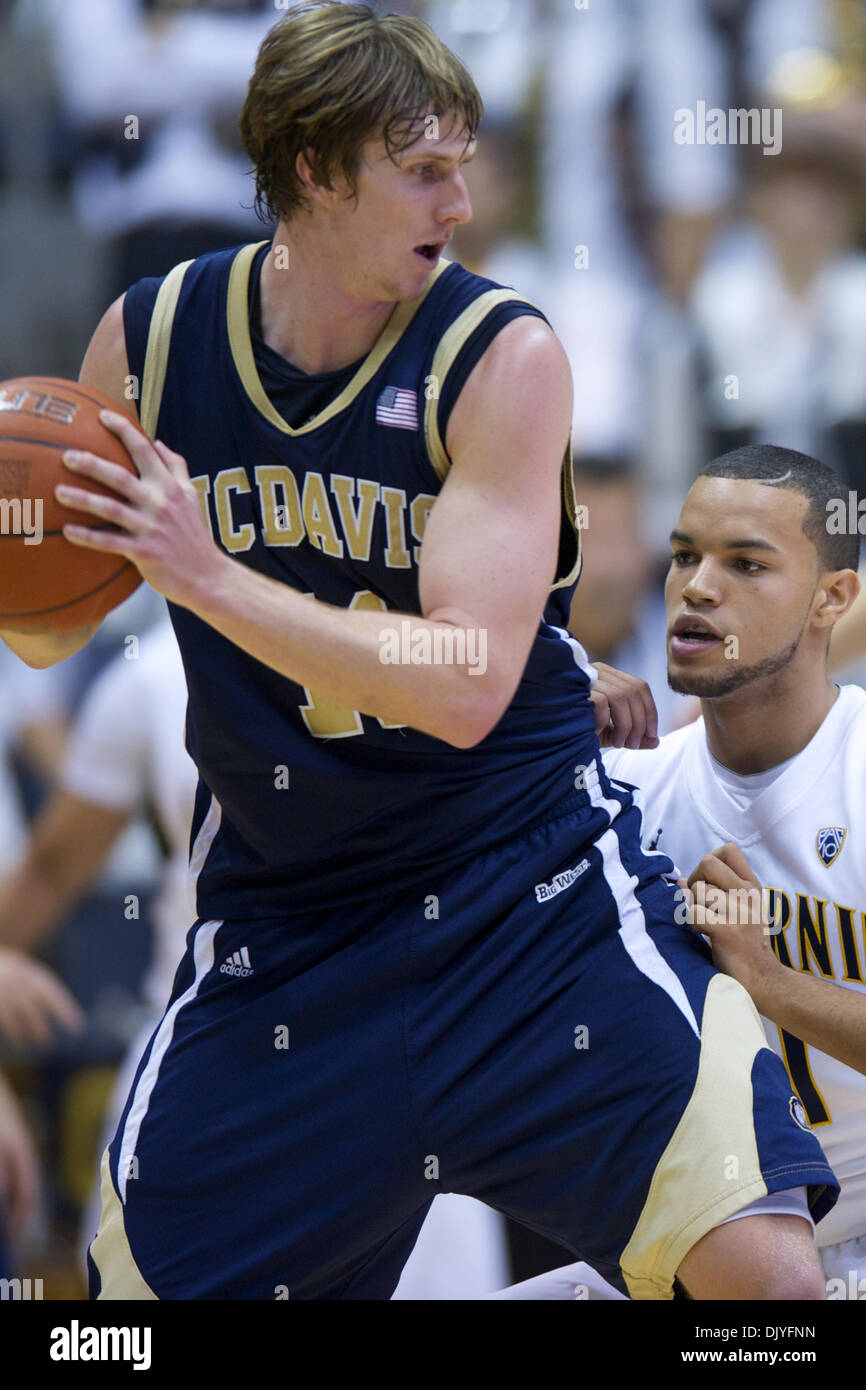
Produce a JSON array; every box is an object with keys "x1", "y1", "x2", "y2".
[{"x1": 124, "y1": 241, "x2": 602, "y2": 919}]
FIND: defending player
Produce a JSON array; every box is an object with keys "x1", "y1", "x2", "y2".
[
  {"x1": 0, "y1": 4, "x2": 839, "y2": 1299},
  {"x1": 490, "y1": 442, "x2": 866, "y2": 1301},
  {"x1": 601, "y1": 444, "x2": 866, "y2": 1287}
]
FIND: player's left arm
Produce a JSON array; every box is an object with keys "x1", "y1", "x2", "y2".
[
  {"x1": 55, "y1": 318, "x2": 573, "y2": 748},
  {"x1": 687, "y1": 843, "x2": 866, "y2": 1077}
]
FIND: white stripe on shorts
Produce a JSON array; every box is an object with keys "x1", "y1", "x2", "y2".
[
  {"x1": 598, "y1": 826, "x2": 701, "y2": 1039},
  {"x1": 117, "y1": 919, "x2": 222, "y2": 1202},
  {"x1": 187, "y1": 792, "x2": 222, "y2": 912}
]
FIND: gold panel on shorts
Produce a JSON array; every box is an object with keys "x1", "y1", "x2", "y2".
[
  {"x1": 89, "y1": 1147, "x2": 158, "y2": 1301},
  {"x1": 620, "y1": 973, "x2": 774, "y2": 1300}
]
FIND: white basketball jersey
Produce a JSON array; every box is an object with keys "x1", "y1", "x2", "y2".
[
  {"x1": 603, "y1": 684, "x2": 866, "y2": 1247},
  {"x1": 61, "y1": 619, "x2": 196, "y2": 1010}
]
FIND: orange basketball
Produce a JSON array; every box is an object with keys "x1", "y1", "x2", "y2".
[{"x1": 0, "y1": 376, "x2": 142, "y2": 632}]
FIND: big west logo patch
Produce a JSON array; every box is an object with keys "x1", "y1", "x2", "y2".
[{"x1": 816, "y1": 827, "x2": 846, "y2": 867}]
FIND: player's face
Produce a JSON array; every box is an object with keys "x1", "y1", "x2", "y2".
[
  {"x1": 324, "y1": 115, "x2": 475, "y2": 300},
  {"x1": 664, "y1": 477, "x2": 821, "y2": 698}
]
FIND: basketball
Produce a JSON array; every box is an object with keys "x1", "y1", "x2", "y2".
[{"x1": 0, "y1": 376, "x2": 142, "y2": 632}]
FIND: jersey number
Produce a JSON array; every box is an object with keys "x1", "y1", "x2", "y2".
[{"x1": 299, "y1": 590, "x2": 407, "y2": 738}]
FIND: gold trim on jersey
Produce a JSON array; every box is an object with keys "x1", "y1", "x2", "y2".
[
  {"x1": 226, "y1": 242, "x2": 449, "y2": 435},
  {"x1": 422, "y1": 290, "x2": 581, "y2": 591},
  {"x1": 423, "y1": 287, "x2": 534, "y2": 481},
  {"x1": 140, "y1": 258, "x2": 194, "y2": 440},
  {"x1": 89, "y1": 1148, "x2": 159, "y2": 1300},
  {"x1": 620, "y1": 974, "x2": 773, "y2": 1300},
  {"x1": 556, "y1": 434, "x2": 582, "y2": 592}
]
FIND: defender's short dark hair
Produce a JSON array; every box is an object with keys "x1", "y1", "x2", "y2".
[{"x1": 700, "y1": 444, "x2": 860, "y2": 574}]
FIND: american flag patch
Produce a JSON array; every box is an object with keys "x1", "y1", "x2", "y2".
[{"x1": 375, "y1": 385, "x2": 418, "y2": 430}]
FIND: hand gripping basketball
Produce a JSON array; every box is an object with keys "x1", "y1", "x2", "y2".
[{"x1": 57, "y1": 409, "x2": 224, "y2": 610}]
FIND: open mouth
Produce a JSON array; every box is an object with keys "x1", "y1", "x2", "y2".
[
  {"x1": 670, "y1": 621, "x2": 723, "y2": 657},
  {"x1": 414, "y1": 243, "x2": 442, "y2": 264}
]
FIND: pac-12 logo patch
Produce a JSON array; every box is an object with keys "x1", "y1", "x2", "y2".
[
  {"x1": 789, "y1": 1095, "x2": 810, "y2": 1132},
  {"x1": 816, "y1": 826, "x2": 846, "y2": 866}
]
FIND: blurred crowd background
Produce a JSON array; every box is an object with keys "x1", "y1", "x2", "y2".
[{"x1": 0, "y1": 0, "x2": 865, "y2": 1297}]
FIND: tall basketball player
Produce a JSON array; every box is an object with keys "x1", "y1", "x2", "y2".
[{"x1": 1, "y1": 4, "x2": 840, "y2": 1299}]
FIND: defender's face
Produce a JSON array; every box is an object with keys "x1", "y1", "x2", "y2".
[
  {"x1": 327, "y1": 115, "x2": 475, "y2": 299},
  {"x1": 664, "y1": 477, "x2": 820, "y2": 698}
]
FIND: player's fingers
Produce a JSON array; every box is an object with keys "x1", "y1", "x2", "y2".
[
  {"x1": 592, "y1": 668, "x2": 657, "y2": 749},
  {"x1": 713, "y1": 842, "x2": 761, "y2": 887},
  {"x1": 686, "y1": 852, "x2": 746, "y2": 895},
  {"x1": 589, "y1": 689, "x2": 613, "y2": 741},
  {"x1": 636, "y1": 680, "x2": 659, "y2": 748},
  {"x1": 62, "y1": 449, "x2": 150, "y2": 503},
  {"x1": 622, "y1": 685, "x2": 650, "y2": 750},
  {"x1": 55, "y1": 483, "x2": 149, "y2": 535},
  {"x1": 152, "y1": 438, "x2": 190, "y2": 482},
  {"x1": 62, "y1": 523, "x2": 136, "y2": 557},
  {"x1": 605, "y1": 688, "x2": 640, "y2": 748},
  {"x1": 97, "y1": 409, "x2": 164, "y2": 481}
]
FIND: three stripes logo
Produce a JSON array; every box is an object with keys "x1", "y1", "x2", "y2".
[{"x1": 220, "y1": 946, "x2": 254, "y2": 978}]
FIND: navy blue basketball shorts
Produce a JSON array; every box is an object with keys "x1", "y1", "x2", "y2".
[{"x1": 88, "y1": 798, "x2": 838, "y2": 1300}]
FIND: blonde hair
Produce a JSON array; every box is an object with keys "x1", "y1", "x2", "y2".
[{"x1": 239, "y1": 1, "x2": 483, "y2": 224}]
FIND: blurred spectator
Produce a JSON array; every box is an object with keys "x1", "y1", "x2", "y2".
[
  {"x1": 690, "y1": 127, "x2": 866, "y2": 492},
  {"x1": 536, "y1": 0, "x2": 736, "y2": 474},
  {"x1": 0, "y1": 1067, "x2": 40, "y2": 1274},
  {"x1": 0, "y1": 619, "x2": 194, "y2": 1272},
  {"x1": 640, "y1": 0, "x2": 860, "y2": 543},
  {"x1": 569, "y1": 457, "x2": 692, "y2": 735},
  {"x1": 0, "y1": 620, "x2": 192, "y2": 1001},
  {"x1": 426, "y1": 0, "x2": 541, "y2": 124},
  {"x1": 24, "y1": 0, "x2": 276, "y2": 296},
  {"x1": 541, "y1": 0, "x2": 739, "y2": 293},
  {"x1": 449, "y1": 115, "x2": 551, "y2": 307},
  {"x1": 0, "y1": 643, "x2": 68, "y2": 870}
]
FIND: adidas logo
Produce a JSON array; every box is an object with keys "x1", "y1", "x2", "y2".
[{"x1": 220, "y1": 947, "x2": 254, "y2": 978}]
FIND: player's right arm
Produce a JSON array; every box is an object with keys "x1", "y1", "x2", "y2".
[{"x1": 0, "y1": 296, "x2": 135, "y2": 669}]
